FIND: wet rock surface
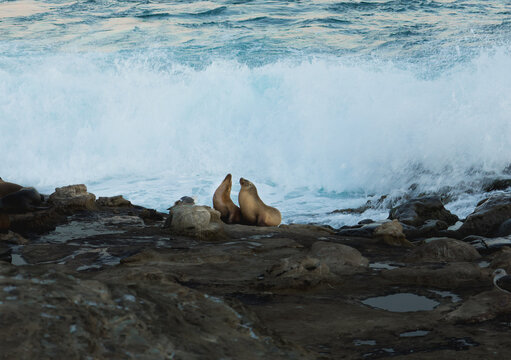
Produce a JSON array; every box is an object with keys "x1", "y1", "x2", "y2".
[
  {"x1": 405, "y1": 238, "x2": 481, "y2": 263},
  {"x1": 309, "y1": 241, "x2": 368, "y2": 274},
  {"x1": 389, "y1": 196, "x2": 458, "y2": 227},
  {"x1": 1, "y1": 188, "x2": 511, "y2": 359},
  {"x1": 96, "y1": 195, "x2": 132, "y2": 207},
  {"x1": 459, "y1": 194, "x2": 511, "y2": 237}
]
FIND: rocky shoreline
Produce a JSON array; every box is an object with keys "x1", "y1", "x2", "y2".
[{"x1": 2, "y1": 184, "x2": 511, "y2": 359}]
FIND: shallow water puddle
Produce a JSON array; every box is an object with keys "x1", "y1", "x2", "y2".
[
  {"x1": 369, "y1": 262, "x2": 401, "y2": 270},
  {"x1": 354, "y1": 339, "x2": 376, "y2": 346},
  {"x1": 223, "y1": 241, "x2": 263, "y2": 247},
  {"x1": 363, "y1": 348, "x2": 395, "y2": 358},
  {"x1": 39, "y1": 220, "x2": 122, "y2": 243},
  {"x1": 10, "y1": 245, "x2": 28, "y2": 266},
  {"x1": 361, "y1": 293, "x2": 439, "y2": 312},
  {"x1": 245, "y1": 234, "x2": 276, "y2": 240}
]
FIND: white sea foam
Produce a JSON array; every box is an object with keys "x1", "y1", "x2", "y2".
[{"x1": 1, "y1": 48, "x2": 510, "y2": 226}]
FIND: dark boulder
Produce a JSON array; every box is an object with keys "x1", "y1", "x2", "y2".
[
  {"x1": 0, "y1": 213, "x2": 9, "y2": 232},
  {"x1": 139, "y1": 208, "x2": 165, "y2": 224},
  {"x1": 389, "y1": 196, "x2": 458, "y2": 227},
  {"x1": 402, "y1": 219, "x2": 451, "y2": 240},
  {"x1": 9, "y1": 208, "x2": 66, "y2": 236},
  {"x1": 496, "y1": 219, "x2": 511, "y2": 237},
  {"x1": 482, "y1": 178, "x2": 511, "y2": 192},
  {"x1": 467, "y1": 235, "x2": 511, "y2": 252},
  {"x1": 336, "y1": 222, "x2": 382, "y2": 238},
  {"x1": 96, "y1": 195, "x2": 132, "y2": 207},
  {"x1": 458, "y1": 194, "x2": 511, "y2": 237}
]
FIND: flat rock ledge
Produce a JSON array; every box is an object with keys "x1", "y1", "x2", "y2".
[{"x1": 1, "y1": 189, "x2": 511, "y2": 359}]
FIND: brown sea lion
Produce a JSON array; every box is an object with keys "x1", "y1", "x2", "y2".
[
  {"x1": 0, "y1": 178, "x2": 23, "y2": 198},
  {"x1": 213, "y1": 174, "x2": 241, "y2": 224},
  {"x1": 238, "y1": 178, "x2": 281, "y2": 227},
  {"x1": 0, "y1": 187, "x2": 44, "y2": 214}
]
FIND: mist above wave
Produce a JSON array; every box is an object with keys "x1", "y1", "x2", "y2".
[{"x1": 1, "y1": 48, "x2": 510, "y2": 223}]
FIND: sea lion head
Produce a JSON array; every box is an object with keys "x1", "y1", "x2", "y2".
[
  {"x1": 239, "y1": 177, "x2": 254, "y2": 188},
  {"x1": 222, "y1": 173, "x2": 233, "y2": 191}
]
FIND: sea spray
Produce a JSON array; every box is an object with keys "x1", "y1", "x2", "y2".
[{"x1": 1, "y1": 49, "x2": 511, "y2": 225}]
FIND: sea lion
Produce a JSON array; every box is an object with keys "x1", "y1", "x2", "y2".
[
  {"x1": 0, "y1": 178, "x2": 23, "y2": 198},
  {"x1": 238, "y1": 178, "x2": 281, "y2": 227},
  {"x1": 213, "y1": 174, "x2": 241, "y2": 224},
  {"x1": 0, "y1": 187, "x2": 44, "y2": 214}
]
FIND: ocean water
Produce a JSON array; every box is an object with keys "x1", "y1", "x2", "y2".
[{"x1": 1, "y1": 0, "x2": 511, "y2": 226}]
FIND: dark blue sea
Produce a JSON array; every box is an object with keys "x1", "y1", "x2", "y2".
[{"x1": 1, "y1": 0, "x2": 511, "y2": 225}]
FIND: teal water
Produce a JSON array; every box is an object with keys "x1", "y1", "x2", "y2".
[{"x1": 1, "y1": 0, "x2": 511, "y2": 226}]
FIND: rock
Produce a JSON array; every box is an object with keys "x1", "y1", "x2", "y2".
[
  {"x1": 309, "y1": 241, "x2": 368, "y2": 274},
  {"x1": 405, "y1": 238, "x2": 481, "y2": 263},
  {"x1": 101, "y1": 215, "x2": 144, "y2": 226},
  {"x1": 381, "y1": 262, "x2": 484, "y2": 289},
  {"x1": 468, "y1": 235, "x2": 511, "y2": 252},
  {"x1": 489, "y1": 247, "x2": 511, "y2": 273},
  {"x1": 139, "y1": 209, "x2": 164, "y2": 223},
  {"x1": 0, "y1": 231, "x2": 28, "y2": 245},
  {"x1": 482, "y1": 178, "x2": 511, "y2": 192},
  {"x1": 336, "y1": 222, "x2": 382, "y2": 238},
  {"x1": 399, "y1": 223, "x2": 421, "y2": 239},
  {"x1": 459, "y1": 194, "x2": 511, "y2": 237},
  {"x1": 418, "y1": 219, "x2": 448, "y2": 234},
  {"x1": 331, "y1": 195, "x2": 388, "y2": 215},
  {"x1": 330, "y1": 205, "x2": 369, "y2": 215},
  {"x1": 0, "y1": 246, "x2": 11, "y2": 262},
  {"x1": 445, "y1": 290, "x2": 511, "y2": 323},
  {"x1": 0, "y1": 213, "x2": 9, "y2": 231},
  {"x1": 0, "y1": 264, "x2": 307, "y2": 360},
  {"x1": 261, "y1": 255, "x2": 331, "y2": 289},
  {"x1": 358, "y1": 219, "x2": 374, "y2": 225},
  {"x1": 96, "y1": 195, "x2": 132, "y2": 207},
  {"x1": 48, "y1": 184, "x2": 96, "y2": 212},
  {"x1": 8, "y1": 208, "x2": 65, "y2": 235},
  {"x1": 389, "y1": 196, "x2": 458, "y2": 227},
  {"x1": 496, "y1": 219, "x2": 511, "y2": 237},
  {"x1": 22, "y1": 244, "x2": 78, "y2": 264},
  {"x1": 400, "y1": 219, "x2": 451, "y2": 240},
  {"x1": 373, "y1": 220, "x2": 413, "y2": 247},
  {"x1": 253, "y1": 238, "x2": 303, "y2": 253},
  {"x1": 279, "y1": 224, "x2": 335, "y2": 235},
  {"x1": 164, "y1": 204, "x2": 226, "y2": 240},
  {"x1": 120, "y1": 249, "x2": 161, "y2": 265}
]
